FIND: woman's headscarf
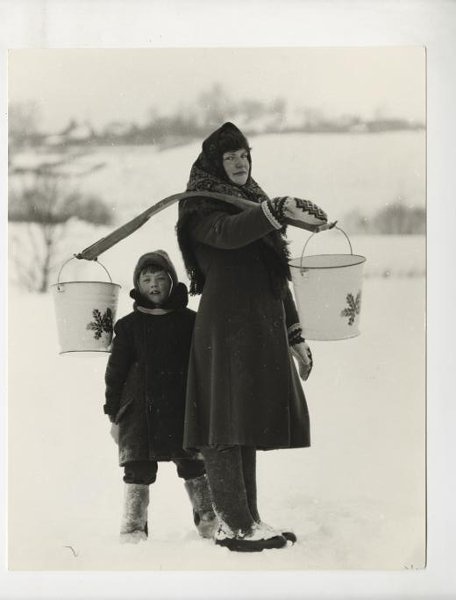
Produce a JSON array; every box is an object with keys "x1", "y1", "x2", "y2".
[{"x1": 176, "y1": 122, "x2": 291, "y2": 296}]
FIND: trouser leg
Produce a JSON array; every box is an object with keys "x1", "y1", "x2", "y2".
[
  {"x1": 200, "y1": 446, "x2": 254, "y2": 534},
  {"x1": 240, "y1": 450, "x2": 298, "y2": 544},
  {"x1": 240, "y1": 446, "x2": 261, "y2": 522},
  {"x1": 173, "y1": 457, "x2": 206, "y2": 480},
  {"x1": 123, "y1": 460, "x2": 158, "y2": 485},
  {"x1": 201, "y1": 446, "x2": 287, "y2": 551}
]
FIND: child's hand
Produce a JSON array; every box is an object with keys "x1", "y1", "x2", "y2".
[
  {"x1": 110, "y1": 423, "x2": 120, "y2": 444},
  {"x1": 291, "y1": 341, "x2": 313, "y2": 381}
]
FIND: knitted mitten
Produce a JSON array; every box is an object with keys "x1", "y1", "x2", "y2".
[{"x1": 262, "y1": 196, "x2": 328, "y2": 230}]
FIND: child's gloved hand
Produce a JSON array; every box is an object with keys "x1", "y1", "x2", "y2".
[
  {"x1": 110, "y1": 423, "x2": 120, "y2": 444},
  {"x1": 291, "y1": 341, "x2": 313, "y2": 381}
]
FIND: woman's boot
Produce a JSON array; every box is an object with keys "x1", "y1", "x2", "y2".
[
  {"x1": 184, "y1": 474, "x2": 217, "y2": 539},
  {"x1": 241, "y1": 447, "x2": 297, "y2": 544},
  {"x1": 201, "y1": 446, "x2": 287, "y2": 552},
  {"x1": 120, "y1": 483, "x2": 149, "y2": 543}
]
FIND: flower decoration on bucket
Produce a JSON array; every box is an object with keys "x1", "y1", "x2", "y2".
[
  {"x1": 86, "y1": 307, "x2": 114, "y2": 340},
  {"x1": 340, "y1": 291, "x2": 361, "y2": 326}
]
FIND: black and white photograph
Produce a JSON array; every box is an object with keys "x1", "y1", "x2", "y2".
[
  {"x1": 1, "y1": 1, "x2": 455, "y2": 599},
  {"x1": 7, "y1": 44, "x2": 426, "y2": 571}
]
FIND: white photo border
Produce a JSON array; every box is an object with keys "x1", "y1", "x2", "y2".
[{"x1": 1, "y1": 0, "x2": 454, "y2": 598}]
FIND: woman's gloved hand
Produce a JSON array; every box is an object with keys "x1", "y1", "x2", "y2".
[
  {"x1": 265, "y1": 196, "x2": 336, "y2": 232},
  {"x1": 284, "y1": 197, "x2": 328, "y2": 225},
  {"x1": 110, "y1": 423, "x2": 120, "y2": 444},
  {"x1": 291, "y1": 341, "x2": 313, "y2": 382}
]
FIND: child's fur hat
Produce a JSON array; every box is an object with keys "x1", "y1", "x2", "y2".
[{"x1": 133, "y1": 250, "x2": 178, "y2": 293}]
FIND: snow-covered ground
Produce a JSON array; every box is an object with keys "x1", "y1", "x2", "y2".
[
  {"x1": 8, "y1": 274, "x2": 425, "y2": 571},
  {"x1": 7, "y1": 130, "x2": 426, "y2": 571}
]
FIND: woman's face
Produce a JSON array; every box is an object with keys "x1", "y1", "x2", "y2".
[{"x1": 222, "y1": 148, "x2": 250, "y2": 186}]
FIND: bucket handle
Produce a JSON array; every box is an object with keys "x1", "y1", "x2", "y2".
[
  {"x1": 56, "y1": 255, "x2": 112, "y2": 290},
  {"x1": 300, "y1": 226, "x2": 353, "y2": 268}
]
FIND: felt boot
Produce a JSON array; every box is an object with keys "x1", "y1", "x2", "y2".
[
  {"x1": 120, "y1": 483, "x2": 149, "y2": 543},
  {"x1": 184, "y1": 474, "x2": 217, "y2": 539},
  {"x1": 214, "y1": 517, "x2": 287, "y2": 552},
  {"x1": 201, "y1": 446, "x2": 287, "y2": 552}
]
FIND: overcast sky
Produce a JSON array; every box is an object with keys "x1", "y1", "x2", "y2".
[{"x1": 8, "y1": 46, "x2": 425, "y2": 132}]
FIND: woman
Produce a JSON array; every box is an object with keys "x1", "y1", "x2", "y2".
[{"x1": 177, "y1": 122, "x2": 330, "y2": 552}]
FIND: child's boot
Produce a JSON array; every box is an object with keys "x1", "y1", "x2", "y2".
[
  {"x1": 184, "y1": 474, "x2": 217, "y2": 539},
  {"x1": 120, "y1": 483, "x2": 149, "y2": 543}
]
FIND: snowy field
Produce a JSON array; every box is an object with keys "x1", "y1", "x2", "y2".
[
  {"x1": 10, "y1": 131, "x2": 425, "y2": 224},
  {"x1": 7, "y1": 130, "x2": 426, "y2": 571},
  {"x1": 8, "y1": 274, "x2": 425, "y2": 571},
  {"x1": 9, "y1": 130, "x2": 426, "y2": 291}
]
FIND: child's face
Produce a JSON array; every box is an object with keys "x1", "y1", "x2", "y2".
[{"x1": 138, "y1": 269, "x2": 172, "y2": 306}]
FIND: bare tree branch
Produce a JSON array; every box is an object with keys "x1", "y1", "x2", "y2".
[{"x1": 9, "y1": 167, "x2": 112, "y2": 292}]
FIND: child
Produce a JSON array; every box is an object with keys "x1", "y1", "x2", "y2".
[{"x1": 104, "y1": 250, "x2": 216, "y2": 543}]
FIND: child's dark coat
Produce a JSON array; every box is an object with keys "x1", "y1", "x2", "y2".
[
  {"x1": 105, "y1": 308, "x2": 196, "y2": 464},
  {"x1": 104, "y1": 250, "x2": 197, "y2": 464}
]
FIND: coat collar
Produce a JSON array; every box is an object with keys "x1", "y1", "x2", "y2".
[{"x1": 136, "y1": 306, "x2": 172, "y2": 315}]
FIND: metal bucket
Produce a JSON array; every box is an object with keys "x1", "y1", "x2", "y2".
[
  {"x1": 51, "y1": 257, "x2": 121, "y2": 355},
  {"x1": 289, "y1": 227, "x2": 366, "y2": 341}
]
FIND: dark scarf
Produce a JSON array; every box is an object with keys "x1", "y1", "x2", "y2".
[{"x1": 176, "y1": 124, "x2": 291, "y2": 297}]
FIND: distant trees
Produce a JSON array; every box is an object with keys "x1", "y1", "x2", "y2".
[
  {"x1": 342, "y1": 202, "x2": 425, "y2": 235},
  {"x1": 8, "y1": 95, "x2": 425, "y2": 285},
  {"x1": 8, "y1": 100, "x2": 114, "y2": 292},
  {"x1": 372, "y1": 203, "x2": 425, "y2": 234},
  {"x1": 197, "y1": 83, "x2": 236, "y2": 130},
  {"x1": 8, "y1": 101, "x2": 42, "y2": 150},
  {"x1": 9, "y1": 172, "x2": 113, "y2": 293},
  {"x1": 9, "y1": 85, "x2": 425, "y2": 151}
]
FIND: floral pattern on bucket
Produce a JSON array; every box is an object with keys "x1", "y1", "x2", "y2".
[
  {"x1": 87, "y1": 308, "x2": 114, "y2": 340},
  {"x1": 340, "y1": 291, "x2": 361, "y2": 326}
]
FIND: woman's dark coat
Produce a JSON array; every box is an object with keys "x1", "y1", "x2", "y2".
[
  {"x1": 177, "y1": 123, "x2": 310, "y2": 451},
  {"x1": 104, "y1": 293, "x2": 196, "y2": 465}
]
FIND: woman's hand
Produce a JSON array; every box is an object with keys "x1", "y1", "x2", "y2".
[
  {"x1": 313, "y1": 220, "x2": 338, "y2": 233},
  {"x1": 284, "y1": 197, "x2": 328, "y2": 225},
  {"x1": 110, "y1": 423, "x2": 120, "y2": 444},
  {"x1": 291, "y1": 341, "x2": 313, "y2": 382},
  {"x1": 266, "y1": 196, "x2": 336, "y2": 232}
]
